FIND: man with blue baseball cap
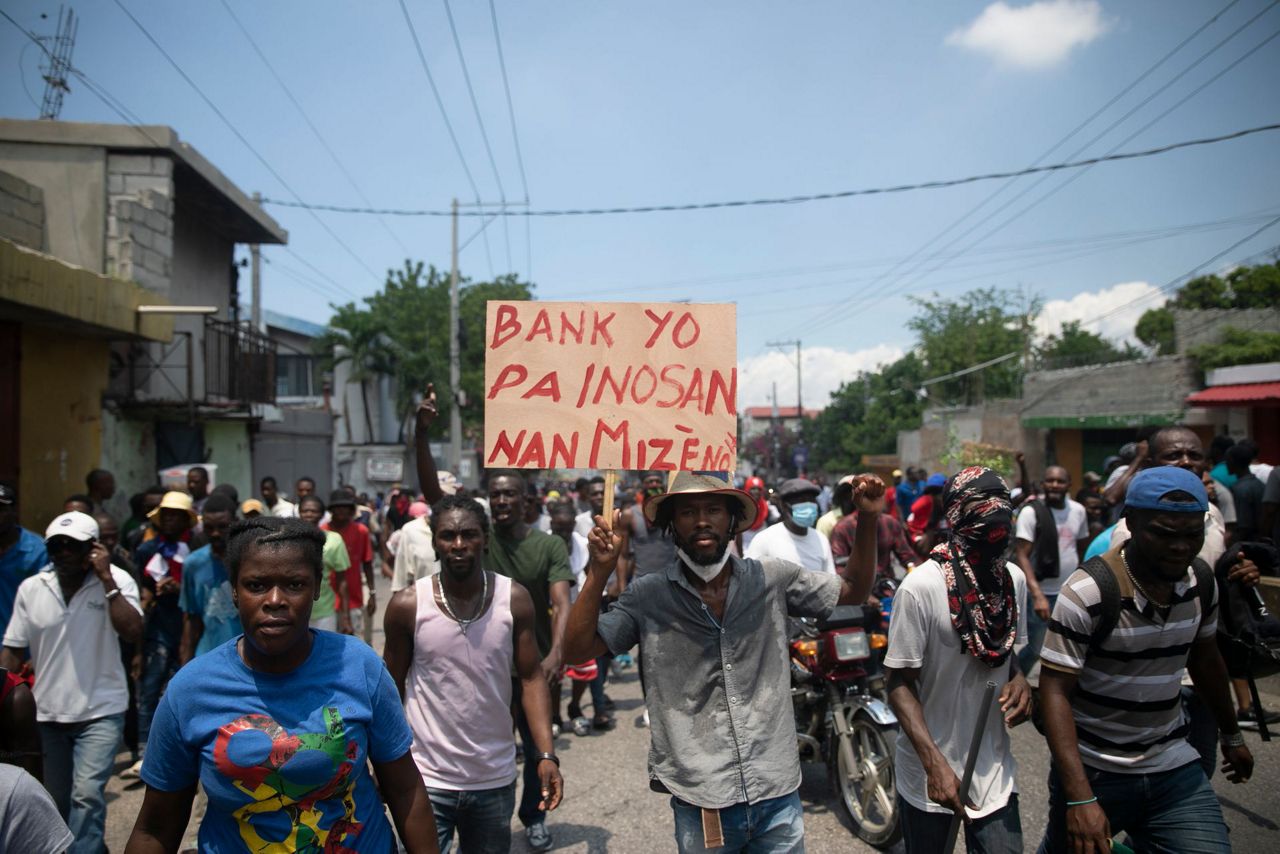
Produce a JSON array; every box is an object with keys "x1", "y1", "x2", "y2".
[{"x1": 1036, "y1": 466, "x2": 1252, "y2": 854}]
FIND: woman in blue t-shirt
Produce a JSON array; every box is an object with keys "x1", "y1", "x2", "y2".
[{"x1": 124, "y1": 517, "x2": 438, "y2": 853}]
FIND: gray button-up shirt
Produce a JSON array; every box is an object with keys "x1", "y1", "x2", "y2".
[{"x1": 596, "y1": 553, "x2": 841, "y2": 809}]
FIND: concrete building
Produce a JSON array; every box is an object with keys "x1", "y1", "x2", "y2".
[
  {"x1": 739, "y1": 405, "x2": 820, "y2": 441},
  {"x1": 897, "y1": 398, "x2": 1046, "y2": 480},
  {"x1": 251, "y1": 309, "x2": 336, "y2": 500},
  {"x1": 1186, "y1": 362, "x2": 1280, "y2": 463},
  {"x1": 0, "y1": 119, "x2": 286, "y2": 526}
]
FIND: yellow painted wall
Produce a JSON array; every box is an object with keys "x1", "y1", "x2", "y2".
[
  {"x1": 1053, "y1": 428, "x2": 1084, "y2": 487},
  {"x1": 19, "y1": 324, "x2": 109, "y2": 533}
]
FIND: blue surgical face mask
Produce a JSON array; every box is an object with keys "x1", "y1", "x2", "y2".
[{"x1": 789, "y1": 501, "x2": 820, "y2": 528}]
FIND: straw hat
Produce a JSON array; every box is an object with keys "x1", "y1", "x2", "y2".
[
  {"x1": 147, "y1": 491, "x2": 199, "y2": 527},
  {"x1": 642, "y1": 472, "x2": 758, "y2": 534}
]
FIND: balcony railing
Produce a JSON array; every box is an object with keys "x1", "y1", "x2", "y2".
[{"x1": 205, "y1": 318, "x2": 276, "y2": 405}]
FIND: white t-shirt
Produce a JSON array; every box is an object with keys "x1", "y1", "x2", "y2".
[
  {"x1": 264, "y1": 497, "x2": 297, "y2": 518},
  {"x1": 391, "y1": 517, "x2": 440, "y2": 593},
  {"x1": 744, "y1": 523, "x2": 835, "y2": 574},
  {"x1": 574, "y1": 510, "x2": 596, "y2": 538},
  {"x1": 2, "y1": 565, "x2": 142, "y2": 723},
  {"x1": 885, "y1": 560, "x2": 1028, "y2": 818},
  {"x1": 566, "y1": 532, "x2": 590, "y2": 604},
  {"x1": 1015, "y1": 499, "x2": 1088, "y2": 597}
]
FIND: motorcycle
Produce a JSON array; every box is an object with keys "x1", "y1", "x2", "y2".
[{"x1": 791, "y1": 604, "x2": 902, "y2": 848}]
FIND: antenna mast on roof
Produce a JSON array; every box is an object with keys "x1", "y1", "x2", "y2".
[{"x1": 39, "y1": 6, "x2": 77, "y2": 120}]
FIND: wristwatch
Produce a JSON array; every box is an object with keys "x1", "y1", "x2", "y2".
[{"x1": 536, "y1": 752, "x2": 560, "y2": 767}]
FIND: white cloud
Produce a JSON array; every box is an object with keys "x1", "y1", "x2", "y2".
[
  {"x1": 739, "y1": 344, "x2": 905, "y2": 411},
  {"x1": 946, "y1": 1, "x2": 1111, "y2": 69},
  {"x1": 1035, "y1": 280, "x2": 1159, "y2": 343}
]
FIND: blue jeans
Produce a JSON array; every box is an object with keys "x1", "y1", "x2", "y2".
[
  {"x1": 1018, "y1": 593, "x2": 1057, "y2": 675},
  {"x1": 671, "y1": 790, "x2": 805, "y2": 853},
  {"x1": 427, "y1": 781, "x2": 516, "y2": 854},
  {"x1": 900, "y1": 793, "x2": 1022, "y2": 854},
  {"x1": 1038, "y1": 760, "x2": 1230, "y2": 853},
  {"x1": 137, "y1": 638, "x2": 178, "y2": 752},
  {"x1": 589, "y1": 653, "x2": 611, "y2": 711},
  {"x1": 41, "y1": 714, "x2": 125, "y2": 854}
]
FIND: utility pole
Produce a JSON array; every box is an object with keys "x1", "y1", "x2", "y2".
[
  {"x1": 250, "y1": 192, "x2": 262, "y2": 331},
  {"x1": 449, "y1": 198, "x2": 462, "y2": 475},
  {"x1": 765, "y1": 338, "x2": 803, "y2": 417},
  {"x1": 765, "y1": 339, "x2": 803, "y2": 473},
  {"x1": 445, "y1": 198, "x2": 530, "y2": 478}
]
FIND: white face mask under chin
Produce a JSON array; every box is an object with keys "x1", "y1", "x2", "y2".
[{"x1": 677, "y1": 547, "x2": 731, "y2": 582}]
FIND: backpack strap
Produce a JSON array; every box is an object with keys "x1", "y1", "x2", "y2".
[
  {"x1": 1191, "y1": 557, "x2": 1215, "y2": 629},
  {"x1": 1030, "y1": 500, "x2": 1061, "y2": 581},
  {"x1": 1077, "y1": 555, "x2": 1122, "y2": 649}
]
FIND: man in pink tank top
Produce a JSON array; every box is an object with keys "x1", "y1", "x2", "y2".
[{"x1": 384, "y1": 495, "x2": 564, "y2": 854}]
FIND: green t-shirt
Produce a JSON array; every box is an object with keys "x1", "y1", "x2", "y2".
[
  {"x1": 485, "y1": 527, "x2": 573, "y2": 656},
  {"x1": 312, "y1": 530, "x2": 351, "y2": 620}
]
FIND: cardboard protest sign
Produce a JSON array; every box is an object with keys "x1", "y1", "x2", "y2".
[{"x1": 484, "y1": 301, "x2": 737, "y2": 472}]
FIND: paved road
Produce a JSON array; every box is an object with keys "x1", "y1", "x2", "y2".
[{"x1": 103, "y1": 572, "x2": 1280, "y2": 852}]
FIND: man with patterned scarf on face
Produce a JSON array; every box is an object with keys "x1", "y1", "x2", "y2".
[{"x1": 885, "y1": 467, "x2": 1032, "y2": 854}]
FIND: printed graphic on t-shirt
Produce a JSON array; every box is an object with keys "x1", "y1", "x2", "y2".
[
  {"x1": 205, "y1": 581, "x2": 237, "y2": 625},
  {"x1": 213, "y1": 707, "x2": 360, "y2": 851}
]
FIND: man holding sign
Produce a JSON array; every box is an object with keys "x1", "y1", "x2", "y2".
[{"x1": 565, "y1": 471, "x2": 886, "y2": 852}]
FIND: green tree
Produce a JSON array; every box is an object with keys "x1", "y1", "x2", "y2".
[
  {"x1": 1037, "y1": 320, "x2": 1141, "y2": 369},
  {"x1": 1173, "y1": 274, "x2": 1232, "y2": 309},
  {"x1": 1132, "y1": 263, "x2": 1280, "y2": 355},
  {"x1": 810, "y1": 352, "x2": 926, "y2": 472},
  {"x1": 315, "y1": 261, "x2": 533, "y2": 443},
  {"x1": 1225, "y1": 263, "x2": 1280, "y2": 308},
  {"x1": 907, "y1": 288, "x2": 1035, "y2": 404},
  {"x1": 1188, "y1": 327, "x2": 1280, "y2": 370},
  {"x1": 1135, "y1": 306, "x2": 1175, "y2": 355}
]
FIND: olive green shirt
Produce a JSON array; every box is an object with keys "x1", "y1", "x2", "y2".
[{"x1": 485, "y1": 528, "x2": 572, "y2": 656}]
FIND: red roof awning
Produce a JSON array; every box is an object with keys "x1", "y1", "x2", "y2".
[{"x1": 1186, "y1": 382, "x2": 1280, "y2": 407}]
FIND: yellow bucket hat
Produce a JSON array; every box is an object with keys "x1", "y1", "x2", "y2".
[{"x1": 147, "y1": 491, "x2": 199, "y2": 527}]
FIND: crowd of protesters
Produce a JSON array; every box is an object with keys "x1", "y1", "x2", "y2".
[{"x1": 0, "y1": 397, "x2": 1276, "y2": 852}]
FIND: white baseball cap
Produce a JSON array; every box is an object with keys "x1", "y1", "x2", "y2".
[{"x1": 45, "y1": 511, "x2": 99, "y2": 543}]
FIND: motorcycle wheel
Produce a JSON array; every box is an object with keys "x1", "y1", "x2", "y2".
[{"x1": 829, "y1": 710, "x2": 902, "y2": 849}]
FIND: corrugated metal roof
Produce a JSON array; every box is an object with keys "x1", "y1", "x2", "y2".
[{"x1": 1185, "y1": 382, "x2": 1280, "y2": 406}]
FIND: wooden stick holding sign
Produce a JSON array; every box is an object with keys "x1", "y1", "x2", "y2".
[{"x1": 602, "y1": 471, "x2": 617, "y2": 531}]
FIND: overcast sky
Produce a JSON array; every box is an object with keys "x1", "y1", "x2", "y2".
[{"x1": 3, "y1": 0, "x2": 1277, "y2": 408}]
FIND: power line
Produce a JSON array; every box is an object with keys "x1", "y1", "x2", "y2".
[
  {"x1": 441, "y1": 0, "x2": 511, "y2": 271},
  {"x1": 2, "y1": 8, "x2": 159, "y2": 146},
  {"x1": 216, "y1": 0, "x2": 412, "y2": 260},
  {"x1": 258, "y1": 122, "x2": 1280, "y2": 218},
  {"x1": 108, "y1": 0, "x2": 384, "y2": 287},
  {"x1": 262, "y1": 253, "x2": 355, "y2": 304},
  {"x1": 487, "y1": 0, "x2": 532, "y2": 281},
  {"x1": 877, "y1": 7, "x2": 1280, "y2": 308},
  {"x1": 553, "y1": 209, "x2": 1280, "y2": 299},
  {"x1": 733, "y1": 213, "x2": 1280, "y2": 319},
  {"x1": 863, "y1": 27, "x2": 1280, "y2": 330},
  {"x1": 790, "y1": 1, "x2": 1278, "y2": 340},
  {"x1": 395, "y1": 0, "x2": 495, "y2": 278},
  {"x1": 1080, "y1": 214, "x2": 1280, "y2": 332},
  {"x1": 278, "y1": 246, "x2": 360, "y2": 301},
  {"x1": 1017, "y1": 243, "x2": 1280, "y2": 413}
]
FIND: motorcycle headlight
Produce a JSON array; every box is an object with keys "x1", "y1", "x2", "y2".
[{"x1": 832, "y1": 629, "x2": 870, "y2": 661}]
